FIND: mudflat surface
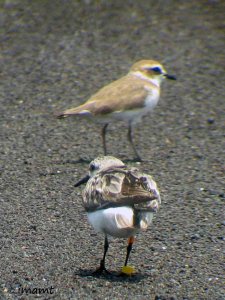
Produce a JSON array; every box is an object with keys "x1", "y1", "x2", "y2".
[{"x1": 0, "y1": 1, "x2": 224, "y2": 299}]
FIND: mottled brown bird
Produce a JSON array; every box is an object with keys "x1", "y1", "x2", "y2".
[{"x1": 75, "y1": 156, "x2": 161, "y2": 275}]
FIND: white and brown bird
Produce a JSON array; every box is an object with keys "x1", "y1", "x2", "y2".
[
  {"x1": 57, "y1": 59, "x2": 176, "y2": 161},
  {"x1": 75, "y1": 156, "x2": 161, "y2": 275}
]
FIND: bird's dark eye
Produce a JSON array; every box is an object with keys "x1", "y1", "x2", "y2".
[
  {"x1": 89, "y1": 163, "x2": 96, "y2": 171},
  {"x1": 151, "y1": 67, "x2": 162, "y2": 73}
]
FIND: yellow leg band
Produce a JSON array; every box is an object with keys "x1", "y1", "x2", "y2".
[{"x1": 121, "y1": 265, "x2": 135, "y2": 275}]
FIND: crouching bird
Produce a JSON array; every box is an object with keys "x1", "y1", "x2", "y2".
[{"x1": 75, "y1": 156, "x2": 161, "y2": 275}]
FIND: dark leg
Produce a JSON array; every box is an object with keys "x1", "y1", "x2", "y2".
[
  {"x1": 101, "y1": 124, "x2": 108, "y2": 155},
  {"x1": 124, "y1": 236, "x2": 134, "y2": 266},
  {"x1": 93, "y1": 235, "x2": 110, "y2": 275},
  {"x1": 127, "y1": 122, "x2": 142, "y2": 161}
]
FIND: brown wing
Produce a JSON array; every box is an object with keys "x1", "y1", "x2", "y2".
[
  {"x1": 57, "y1": 75, "x2": 152, "y2": 117},
  {"x1": 86, "y1": 75, "x2": 150, "y2": 114},
  {"x1": 82, "y1": 168, "x2": 160, "y2": 212}
]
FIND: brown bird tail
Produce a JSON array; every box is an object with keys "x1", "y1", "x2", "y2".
[{"x1": 56, "y1": 103, "x2": 93, "y2": 119}]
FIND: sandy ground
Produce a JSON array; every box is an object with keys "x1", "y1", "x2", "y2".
[{"x1": 0, "y1": 1, "x2": 224, "y2": 299}]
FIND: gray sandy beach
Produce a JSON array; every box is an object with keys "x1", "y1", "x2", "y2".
[{"x1": 0, "y1": 1, "x2": 224, "y2": 299}]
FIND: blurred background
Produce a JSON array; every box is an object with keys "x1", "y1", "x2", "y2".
[{"x1": 0, "y1": 1, "x2": 224, "y2": 299}]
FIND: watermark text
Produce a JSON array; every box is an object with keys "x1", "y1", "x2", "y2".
[{"x1": 18, "y1": 286, "x2": 54, "y2": 295}]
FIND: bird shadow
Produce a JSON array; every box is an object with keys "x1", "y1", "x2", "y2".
[{"x1": 75, "y1": 268, "x2": 148, "y2": 283}]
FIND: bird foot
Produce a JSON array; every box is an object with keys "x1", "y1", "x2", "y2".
[
  {"x1": 92, "y1": 261, "x2": 111, "y2": 276},
  {"x1": 119, "y1": 265, "x2": 136, "y2": 276}
]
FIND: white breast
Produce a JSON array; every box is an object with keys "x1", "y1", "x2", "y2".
[
  {"x1": 144, "y1": 85, "x2": 160, "y2": 111},
  {"x1": 87, "y1": 206, "x2": 155, "y2": 238},
  {"x1": 87, "y1": 207, "x2": 137, "y2": 238}
]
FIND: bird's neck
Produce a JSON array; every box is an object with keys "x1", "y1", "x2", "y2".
[{"x1": 131, "y1": 71, "x2": 162, "y2": 88}]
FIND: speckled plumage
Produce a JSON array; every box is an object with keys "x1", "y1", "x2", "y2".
[
  {"x1": 75, "y1": 156, "x2": 161, "y2": 274},
  {"x1": 78, "y1": 156, "x2": 161, "y2": 235},
  {"x1": 82, "y1": 163, "x2": 160, "y2": 214}
]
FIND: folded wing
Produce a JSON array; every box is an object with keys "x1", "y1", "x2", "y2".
[{"x1": 82, "y1": 167, "x2": 160, "y2": 212}]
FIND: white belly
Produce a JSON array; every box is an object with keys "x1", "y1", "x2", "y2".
[
  {"x1": 87, "y1": 207, "x2": 137, "y2": 238},
  {"x1": 144, "y1": 88, "x2": 160, "y2": 111},
  {"x1": 87, "y1": 207, "x2": 154, "y2": 238},
  {"x1": 110, "y1": 90, "x2": 160, "y2": 123}
]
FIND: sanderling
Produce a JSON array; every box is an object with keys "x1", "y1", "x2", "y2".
[
  {"x1": 57, "y1": 60, "x2": 176, "y2": 161},
  {"x1": 75, "y1": 156, "x2": 161, "y2": 275}
]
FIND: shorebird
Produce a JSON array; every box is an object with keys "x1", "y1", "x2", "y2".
[
  {"x1": 57, "y1": 59, "x2": 176, "y2": 161},
  {"x1": 75, "y1": 156, "x2": 161, "y2": 275}
]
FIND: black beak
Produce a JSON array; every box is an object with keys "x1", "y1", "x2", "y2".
[
  {"x1": 164, "y1": 74, "x2": 176, "y2": 80},
  {"x1": 74, "y1": 174, "x2": 90, "y2": 187}
]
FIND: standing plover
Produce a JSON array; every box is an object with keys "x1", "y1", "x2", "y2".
[
  {"x1": 75, "y1": 156, "x2": 161, "y2": 275},
  {"x1": 57, "y1": 59, "x2": 176, "y2": 161}
]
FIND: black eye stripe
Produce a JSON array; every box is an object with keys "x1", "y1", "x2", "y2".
[{"x1": 150, "y1": 67, "x2": 162, "y2": 73}]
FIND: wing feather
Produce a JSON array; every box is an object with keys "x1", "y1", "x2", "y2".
[
  {"x1": 87, "y1": 75, "x2": 150, "y2": 114},
  {"x1": 82, "y1": 167, "x2": 160, "y2": 212},
  {"x1": 57, "y1": 75, "x2": 152, "y2": 118}
]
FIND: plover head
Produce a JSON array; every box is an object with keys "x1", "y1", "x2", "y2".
[
  {"x1": 89, "y1": 156, "x2": 125, "y2": 176},
  {"x1": 130, "y1": 59, "x2": 176, "y2": 86},
  {"x1": 74, "y1": 156, "x2": 125, "y2": 187}
]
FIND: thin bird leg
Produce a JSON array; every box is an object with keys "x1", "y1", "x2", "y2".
[
  {"x1": 124, "y1": 236, "x2": 135, "y2": 266},
  {"x1": 101, "y1": 124, "x2": 108, "y2": 156},
  {"x1": 127, "y1": 122, "x2": 142, "y2": 161},
  {"x1": 93, "y1": 235, "x2": 110, "y2": 275}
]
